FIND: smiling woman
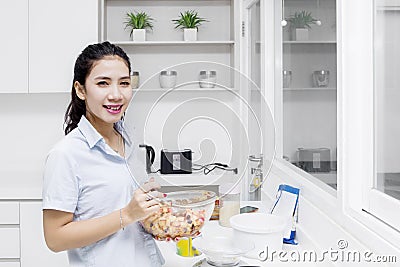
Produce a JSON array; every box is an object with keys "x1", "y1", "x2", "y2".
[{"x1": 42, "y1": 41, "x2": 166, "y2": 267}]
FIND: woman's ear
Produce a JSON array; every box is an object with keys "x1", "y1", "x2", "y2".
[{"x1": 74, "y1": 81, "x2": 86, "y2": 100}]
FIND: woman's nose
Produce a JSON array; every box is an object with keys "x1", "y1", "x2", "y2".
[{"x1": 108, "y1": 84, "x2": 123, "y2": 100}]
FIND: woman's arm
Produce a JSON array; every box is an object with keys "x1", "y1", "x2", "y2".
[{"x1": 43, "y1": 180, "x2": 164, "y2": 252}]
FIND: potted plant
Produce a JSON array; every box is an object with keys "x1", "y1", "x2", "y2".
[
  {"x1": 287, "y1": 11, "x2": 317, "y2": 41},
  {"x1": 172, "y1": 10, "x2": 208, "y2": 41},
  {"x1": 124, "y1": 11, "x2": 154, "y2": 42}
]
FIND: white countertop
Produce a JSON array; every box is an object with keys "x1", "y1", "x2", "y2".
[{"x1": 155, "y1": 201, "x2": 312, "y2": 267}]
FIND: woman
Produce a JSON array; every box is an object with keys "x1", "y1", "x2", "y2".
[{"x1": 42, "y1": 41, "x2": 165, "y2": 266}]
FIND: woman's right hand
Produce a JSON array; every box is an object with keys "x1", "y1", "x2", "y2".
[{"x1": 122, "y1": 178, "x2": 165, "y2": 225}]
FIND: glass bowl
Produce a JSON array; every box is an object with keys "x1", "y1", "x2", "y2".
[
  {"x1": 193, "y1": 232, "x2": 254, "y2": 266},
  {"x1": 141, "y1": 190, "x2": 216, "y2": 241}
]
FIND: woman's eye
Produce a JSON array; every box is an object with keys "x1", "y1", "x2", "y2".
[
  {"x1": 121, "y1": 81, "x2": 130, "y2": 86},
  {"x1": 97, "y1": 81, "x2": 108, "y2": 86}
]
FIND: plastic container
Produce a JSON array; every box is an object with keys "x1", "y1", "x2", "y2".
[
  {"x1": 218, "y1": 183, "x2": 240, "y2": 227},
  {"x1": 130, "y1": 71, "x2": 139, "y2": 89},
  {"x1": 199, "y1": 70, "x2": 217, "y2": 88},
  {"x1": 159, "y1": 70, "x2": 177, "y2": 88},
  {"x1": 230, "y1": 213, "x2": 286, "y2": 259},
  {"x1": 141, "y1": 190, "x2": 216, "y2": 240}
]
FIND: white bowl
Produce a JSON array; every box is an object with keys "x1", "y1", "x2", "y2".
[
  {"x1": 230, "y1": 213, "x2": 286, "y2": 259},
  {"x1": 193, "y1": 232, "x2": 254, "y2": 266}
]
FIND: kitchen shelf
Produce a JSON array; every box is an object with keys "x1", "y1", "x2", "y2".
[
  {"x1": 133, "y1": 87, "x2": 238, "y2": 92},
  {"x1": 283, "y1": 87, "x2": 336, "y2": 91},
  {"x1": 283, "y1": 41, "x2": 336, "y2": 44},
  {"x1": 114, "y1": 41, "x2": 235, "y2": 46},
  {"x1": 153, "y1": 173, "x2": 238, "y2": 186}
]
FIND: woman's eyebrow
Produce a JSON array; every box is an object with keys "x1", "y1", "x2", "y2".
[
  {"x1": 120, "y1": 76, "x2": 130, "y2": 80},
  {"x1": 94, "y1": 76, "x2": 111, "y2": 80}
]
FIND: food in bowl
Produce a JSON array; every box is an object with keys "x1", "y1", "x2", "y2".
[{"x1": 141, "y1": 190, "x2": 216, "y2": 240}]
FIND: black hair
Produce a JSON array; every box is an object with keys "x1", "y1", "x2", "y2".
[{"x1": 64, "y1": 41, "x2": 131, "y2": 135}]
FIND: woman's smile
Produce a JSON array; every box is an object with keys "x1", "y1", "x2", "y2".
[{"x1": 103, "y1": 104, "x2": 123, "y2": 114}]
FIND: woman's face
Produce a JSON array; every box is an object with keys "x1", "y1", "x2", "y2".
[{"x1": 76, "y1": 56, "x2": 133, "y2": 128}]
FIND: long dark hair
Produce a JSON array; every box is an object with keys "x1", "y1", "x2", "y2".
[{"x1": 64, "y1": 41, "x2": 131, "y2": 135}]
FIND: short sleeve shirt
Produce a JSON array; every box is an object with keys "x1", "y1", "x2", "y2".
[{"x1": 42, "y1": 116, "x2": 164, "y2": 267}]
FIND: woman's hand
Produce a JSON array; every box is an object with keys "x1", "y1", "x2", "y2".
[{"x1": 122, "y1": 177, "x2": 165, "y2": 225}]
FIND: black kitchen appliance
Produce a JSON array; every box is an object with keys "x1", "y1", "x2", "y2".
[
  {"x1": 298, "y1": 147, "x2": 331, "y2": 173},
  {"x1": 139, "y1": 144, "x2": 155, "y2": 174},
  {"x1": 160, "y1": 149, "x2": 192, "y2": 174}
]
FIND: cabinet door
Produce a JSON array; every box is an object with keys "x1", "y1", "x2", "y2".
[
  {"x1": 29, "y1": 0, "x2": 98, "y2": 93},
  {"x1": 0, "y1": 0, "x2": 28, "y2": 93},
  {"x1": 20, "y1": 202, "x2": 68, "y2": 267}
]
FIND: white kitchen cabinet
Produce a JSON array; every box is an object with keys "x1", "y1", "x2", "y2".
[
  {"x1": 0, "y1": 261, "x2": 21, "y2": 267},
  {"x1": 0, "y1": 202, "x2": 19, "y2": 224},
  {"x1": 0, "y1": 0, "x2": 28, "y2": 93},
  {"x1": 20, "y1": 202, "x2": 68, "y2": 267},
  {"x1": 0, "y1": 228, "x2": 19, "y2": 259},
  {"x1": 29, "y1": 0, "x2": 99, "y2": 93},
  {"x1": 0, "y1": 263, "x2": 20, "y2": 267}
]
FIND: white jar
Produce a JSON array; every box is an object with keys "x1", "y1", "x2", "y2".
[{"x1": 159, "y1": 70, "x2": 177, "y2": 88}]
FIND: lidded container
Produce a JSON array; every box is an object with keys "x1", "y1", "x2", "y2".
[
  {"x1": 130, "y1": 71, "x2": 140, "y2": 89},
  {"x1": 199, "y1": 70, "x2": 217, "y2": 88},
  {"x1": 218, "y1": 183, "x2": 240, "y2": 227},
  {"x1": 159, "y1": 70, "x2": 177, "y2": 88}
]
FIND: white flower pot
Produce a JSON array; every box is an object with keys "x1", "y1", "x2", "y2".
[
  {"x1": 132, "y1": 29, "x2": 146, "y2": 42},
  {"x1": 295, "y1": 28, "x2": 309, "y2": 41},
  {"x1": 183, "y1": 28, "x2": 197, "y2": 41}
]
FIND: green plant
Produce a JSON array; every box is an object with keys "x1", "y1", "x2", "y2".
[
  {"x1": 172, "y1": 10, "x2": 208, "y2": 29},
  {"x1": 287, "y1": 11, "x2": 317, "y2": 29},
  {"x1": 124, "y1": 11, "x2": 154, "y2": 37}
]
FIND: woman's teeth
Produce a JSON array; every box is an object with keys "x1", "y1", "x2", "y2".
[{"x1": 104, "y1": 105, "x2": 121, "y2": 110}]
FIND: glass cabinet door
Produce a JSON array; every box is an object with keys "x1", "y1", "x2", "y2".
[
  {"x1": 374, "y1": 0, "x2": 400, "y2": 201},
  {"x1": 281, "y1": 0, "x2": 337, "y2": 189}
]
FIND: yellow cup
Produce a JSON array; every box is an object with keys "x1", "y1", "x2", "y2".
[{"x1": 176, "y1": 237, "x2": 200, "y2": 257}]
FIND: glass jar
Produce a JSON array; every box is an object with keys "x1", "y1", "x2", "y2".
[
  {"x1": 282, "y1": 70, "x2": 292, "y2": 88},
  {"x1": 312, "y1": 70, "x2": 330, "y2": 87},
  {"x1": 131, "y1": 71, "x2": 140, "y2": 89},
  {"x1": 159, "y1": 70, "x2": 177, "y2": 88},
  {"x1": 219, "y1": 183, "x2": 240, "y2": 227},
  {"x1": 199, "y1": 70, "x2": 217, "y2": 88}
]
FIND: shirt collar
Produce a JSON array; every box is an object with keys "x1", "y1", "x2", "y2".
[
  {"x1": 77, "y1": 116, "x2": 133, "y2": 149},
  {"x1": 78, "y1": 116, "x2": 103, "y2": 149}
]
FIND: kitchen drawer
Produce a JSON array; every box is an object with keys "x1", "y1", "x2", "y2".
[
  {"x1": 0, "y1": 263, "x2": 20, "y2": 267},
  {"x1": 0, "y1": 202, "x2": 19, "y2": 224},
  {"x1": 0, "y1": 228, "x2": 20, "y2": 258}
]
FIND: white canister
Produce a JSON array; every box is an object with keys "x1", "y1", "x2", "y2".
[
  {"x1": 230, "y1": 213, "x2": 286, "y2": 259},
  {"x1": 159, "y1": 70, "x2": 177, "y2": 88}
]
